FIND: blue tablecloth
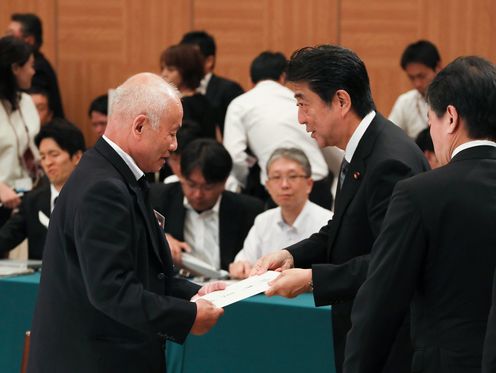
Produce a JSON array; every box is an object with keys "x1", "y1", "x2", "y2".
[{"x1": 0, "y1": 273, "x2": 335, "y2": 373}]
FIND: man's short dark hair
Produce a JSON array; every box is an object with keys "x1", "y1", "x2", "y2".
[
  {"x1": 11, "y1": 13, "x2": 43, "y2": 50},
  {"x1": 88, "y1": 94, "x2": 108, "y2": 116},
  {"x1": 35, "y1": 119, "x2": 86, "y2": 156},
  {"x1": 287, "y1": 45, "x2": 376, "y2": 118},
  {"x1": 415, "y1": 128, "x2": 434, "y2": 152},
  {"x1": 180, "y1": 139, "x2": 232, "y2": 184},
  {"x1": 175, "y1": 120, "x2": 204, "y2": 155},
  {"x1": 400, "y1": 40, "x2": 441, "y2": 71},
  {"x1": 250, "y1": 51, "x2": 287, "y2": 84},
  {"x1": 180, "y1": 30, "x2": 216, "y2": 58},
  {"x1": 426, "y1": 56, "x2": 496, "y2": 141},
  {"x1": 28, "y1": 87, "x2": 52, "y2": 112},
  {"x1": 160, "y1": 44, "x2": 205, "y2": 90}
]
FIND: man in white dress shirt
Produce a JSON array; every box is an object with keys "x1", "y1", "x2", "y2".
[
  {"x1": 389, "y1": 40, "x2": 442, "y2": 139},
  {"x1": 223, "y1": 51, "x2": 332, "y2": 209},
  {"x1": 229, "y1": 147, "x2": 332, "y2": 279}
]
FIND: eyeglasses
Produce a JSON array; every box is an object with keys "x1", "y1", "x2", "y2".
[{"x1": 267, "y1": 174, "x2": 308, "y2": 184}]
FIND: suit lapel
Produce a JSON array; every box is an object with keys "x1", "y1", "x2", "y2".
[
  {"x1": 327, "y1": 115, "x2": 384, "y2": 250},
  {"x1": 94, "y1": 139, "x2": 168, "y2": 267}
]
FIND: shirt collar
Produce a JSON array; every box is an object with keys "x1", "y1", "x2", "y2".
[
  {"x1": 183, "y1": 193, "x2": 222, "y2": 215},
  {"x1": 276, "y1": 200, "x2": 311, "y2": 231},
  {"x1": 50, "y1": 183, "x2": 59, "y2": 212},
  {"x1": 344, "y1": 111, "x2": 376, "y2": 163},
  {"x1": 102, "y1": 135, "x2": 144, "y2": 181},
  {"x1": 451, "y1": 140, "x2": 496, "y2": 159},
  {"x1": 197, "y1": 72, "x2": 213, "y2": 95}
]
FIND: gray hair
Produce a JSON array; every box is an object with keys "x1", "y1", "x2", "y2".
[
  {"x1": 110, "y1": 72, "x2": 180, "y2": 129},
  {"x1": 266, "y1": 147, "x2": 312, "y2": 177}
]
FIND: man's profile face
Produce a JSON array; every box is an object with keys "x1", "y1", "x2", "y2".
[
  {"x1": 5, "y1": 21, "x2": 23, "y2": 39},
  {"x1": 290, "y1": 81, "x2": 343, "y2": 148},
  {"x1": 31, "y1": 93, "x2": 53, "y2": 126},
  {"x1": 265, "y1": 157, "x2": 312, "y2": 211},
  {"x1": 39, "y1": 138, "x2": 81, "y2": 188},
  {"x1": 405, "y1": 62, "x2": 438, "y2": 97},
  {"x1": 181, "y1": 167, "x2": 225, "y2": 212},
  {"x1": 135, "y1": 99, "x2": 182, "y2": 173}
]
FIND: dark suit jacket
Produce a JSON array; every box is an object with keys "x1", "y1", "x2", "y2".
[
  {"x1": 32, "y1": 51, "x2": 64, "y2": 118},
  {"x1": 286, "y1": 113, "x2": 429, "y2": 372},
  {"x1": 344, "y1": 146, "x2": 496, "y2": 373},
  {"x1": 0, "y1": 183, "x2": 50, "y2": 259},
  {"x1": 206, "y1": 74, "x2": 244, "y2": 133},
  {"x1": 483, "y1": 266, "x2": 496, "y2": 373},
  {"x1": 28, "y1": 138, "x2": 199, "y2": 373},
  {"x1": 149, "y1": 182, "x2": 264, "y2": 270}
]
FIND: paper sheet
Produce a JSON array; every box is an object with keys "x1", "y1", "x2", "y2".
[{"x1": 196, "y1": 271, "x2": 280, "y2": 308}]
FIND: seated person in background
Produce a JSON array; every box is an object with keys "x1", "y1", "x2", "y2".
[
  {"x1": 29, "y1": 87, "x2": 53, "y2": 126},
  {"x1": 160, "y1": 44, "x2": 218, "y2": 139},
  {"x1": 415, "y1": 127, "x2": 439, "y2": 169},
  {"x1": 223, "y1": 51, "x2": 332, "y2": 209},
  {"x1": 229, "y1": 148, "x2": 333, "y2": 279},
  {"x1": 0, "y1": 120, "x2": 85, "y2": 259},
  {"x1": 389, "y1": 40, "x2": 442, "y2": 139},
  {"x1": 163, "y1": 119, "x2": 204, "y2": 184},
  {"x1": 180, "y1": 30, "x2": 244, "y2": 133},
  {"x1": 149, "y1": 138, "x2": 264, "y2": 271},
  {"x1": 88, "y1": 94, "x2": 108, "y2": 138}
]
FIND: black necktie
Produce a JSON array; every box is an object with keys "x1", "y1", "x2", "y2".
[
  {"x1": 137, "y1": 176, "x2": 150, "y2": 201},
  {"x1": 339, "y1": 158, "x2": 350, "y2": 190}
]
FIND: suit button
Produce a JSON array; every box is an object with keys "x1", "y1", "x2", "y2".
[{"x1": 157, "y1": 273, "x2": 166, "y2": 280}]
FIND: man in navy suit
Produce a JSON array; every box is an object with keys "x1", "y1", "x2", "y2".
[
  {"x1": 180, "y1": 30, "x2": 244, "y2": 133},
  {"x1": 0, "y1": 120, "x2": 85, "y2": 258},
  {"x1": 344, "y1": 56, "x2": 496, "y2": 373},
  {"x1": 150, "y1": 138, "x2": 264, "y2": 271},
  {"x1": 252, "y1": 45, "x2": 429, "y2": 373},
  {"x1": 28, "y1": 73, "x2": 224, "y2": 373}
]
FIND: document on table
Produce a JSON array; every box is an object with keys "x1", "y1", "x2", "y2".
[{"x1": 196, "y1": 271, "x2": 280, "y2": 308}]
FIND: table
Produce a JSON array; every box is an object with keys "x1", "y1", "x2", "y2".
[{"x1": 0, "y1": 273, "x2": 335, "y2": 373}]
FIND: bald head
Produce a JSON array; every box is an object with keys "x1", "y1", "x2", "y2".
[{"x1": 105, "y1": 72, "x2": 184, "y2": 173}]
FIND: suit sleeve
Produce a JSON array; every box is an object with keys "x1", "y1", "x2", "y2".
[
  {"x1": 75, "y1": 179, "x2": 197, "y2": 344},
  {"x1": 343, "y1": 182, "x2": 426, "y2": 373},
  {"x1": 0, "y1": 201, "x2": 28, "y2": 255},
  {"x1": 311, "y1": 159, "x2": 420, "y2": 305}
]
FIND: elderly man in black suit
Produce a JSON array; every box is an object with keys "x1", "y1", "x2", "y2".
[
  {"x1": 252, "y1": 45, "x2": 430, "y2": 373},
  {"x1": 27, "y1": 73, "x2": 224, "y2": 373},
  {"x1": 0, "y1": 120, "x2": 84, "y2": 259},
  {"x1": 180, "y1": 30, "x2": 244, "y2": 133},
  {"x1": 344, "y1": 56, "x2": 496, "y2": 373},
  {"x1": 150, "y1": 138, "x2": 264, "y2": 271}
]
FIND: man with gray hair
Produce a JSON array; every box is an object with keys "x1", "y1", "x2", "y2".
[
  {"x1": 28, "y1": 73, "x2": 224, "y2": 373},
  {"x1": 229, "y1": 147, "x2": 333, "y2": 279}
]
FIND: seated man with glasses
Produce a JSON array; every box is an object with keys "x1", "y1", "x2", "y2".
[
  {"x1": 229, "y1": 148, "x2": 333, "y2": 279},
  {"x1": 149, "y1": 138, "x2": 264, "y2": 271}
]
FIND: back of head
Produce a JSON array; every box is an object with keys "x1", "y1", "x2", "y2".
[
  {"x1": 180, "y1": 139, "x2": 232, "y2": 183},
  {"x1": 11, "y1": 13, "x2": 43, "y2": 50},
  {"x1": 266, "y1": 147, "x2": 312, "y2": 177},
  {"x1": 426, "y1": 56, "x2": 496, "y2": 141},
  {"x1": 35, "y1": 119, "x2": 86, "y2": 156},
  {"x1": 250, "y1": 51, "x2": 287, "y2": 84},
  {"x1": 88, "y1": 94, "x2": 108, "y2": 116},
  {"x1": 287, "y1": 44, "x2": 376, "y2": 118},
  {"x1": 160, "y1": 44, "x2": 205, "y2": 90},
  {"x1": 415, "y1": 128, "x2": 434, "y2": 152},
  {"x1": 109, "y1": 72, "x2": 179, "y2": 130},
  {"x1": 175, "y1": 120, "x2": 204, "y2": 155},
  {"x1": 400, "y1": 40, "x2": 441, "y2": 70},
  {"x1": 0, "y1": 36, "x2": 33, "y2": 110},
  {"x1": 180, "y1": 30, "x2": 216, "y2": 58}
]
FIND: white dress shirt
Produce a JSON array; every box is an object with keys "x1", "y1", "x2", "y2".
[
  {"x1": 183, "y1": 195, "x2": 222, "y2": 269},
  {"x1": 102, "y1": 135, "x2": 144, "y2": 181},
  {"x1": 234, "y1": 200, "x2": 333, "y2": 264},
  {"x1": 223, "y1": 80, "x2": 329, "y2": 186},
  {"x1": 50, "y1": 184, "x2": 60, "y2": 213},
  {"x1": 344, "y1": 111, "x2": 376, "y2": 163},
  {"x1": 389, "y1": 89, "x2": 429, "y2": 139}
]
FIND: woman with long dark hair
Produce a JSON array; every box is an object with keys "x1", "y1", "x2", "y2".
[{"x1": 0, "y1": 36, "x2": 39, "y2": 229}]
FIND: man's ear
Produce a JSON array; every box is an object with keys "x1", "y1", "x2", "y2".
[
  {"x1": 335, "y1": 90, "x2": 352, "y2": 115},
  {"x1": 446, "y1": 105, "x2": 459, "y2": 134},
  {"x1": 132, "y1": 114, "x2": 148, "y2": 138},
  {"x1": 72, "y1": 150, "x2": 84, "y2": 165}
]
